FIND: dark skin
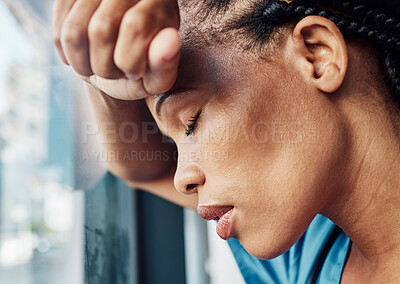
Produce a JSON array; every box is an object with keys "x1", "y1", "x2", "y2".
[{"x1": 54, "y1": 0, "x2": 400, "y2": 282}]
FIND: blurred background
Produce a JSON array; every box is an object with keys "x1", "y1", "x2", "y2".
[{"x1": 0, "y1": 0, "x2": 244, "y2": 283}]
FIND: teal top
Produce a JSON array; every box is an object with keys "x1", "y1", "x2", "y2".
[{"x1": 228, "y1": 214, "x2": 352, "y2": 284}]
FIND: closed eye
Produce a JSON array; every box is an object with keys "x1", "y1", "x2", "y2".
[{"x1": 185, "y1": 111, "x2": 201, "y2": 136}]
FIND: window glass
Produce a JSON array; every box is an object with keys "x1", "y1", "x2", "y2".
[{"x1": 0, "y1": 1, "x2": 83, "y2": 283}]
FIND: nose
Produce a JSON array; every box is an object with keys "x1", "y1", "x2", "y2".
[{"x1": 174, "y1": 162, "x2": 205, "y2": 195}]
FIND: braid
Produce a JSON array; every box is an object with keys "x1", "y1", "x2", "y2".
[
  {"x1": 383, "y1": 49, "x2": 400, "y2": 98},
  {"x1": 265, "y1": 1, "x2": 400, "y2": 53},
  {"x1": 230, "y1": 0, "x2": 400, "y2": 107}
]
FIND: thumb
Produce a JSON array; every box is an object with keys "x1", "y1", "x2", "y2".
[{"x1": 144, "y1": 27, "x2": 181, "y2": 95}]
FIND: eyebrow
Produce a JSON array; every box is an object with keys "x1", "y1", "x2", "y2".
[{"x1": 155, "y1": 88, "x2": 191, "y2": 118}]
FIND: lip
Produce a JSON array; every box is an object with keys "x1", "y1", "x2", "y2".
[{"x1": 197, "y1": 205, "x2": 235, "y2": 240}]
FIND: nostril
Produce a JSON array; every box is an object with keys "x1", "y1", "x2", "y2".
[
  {"x1": 186, "y1": 184, "x2": 197, "y2": 191},
  {"x1": 174, "y1": 164, "x2": 205, "y2": 194}
]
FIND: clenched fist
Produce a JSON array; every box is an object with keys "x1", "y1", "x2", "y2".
[{"x1": 52, "y1": 0, "x2": 181, "y2": 99}]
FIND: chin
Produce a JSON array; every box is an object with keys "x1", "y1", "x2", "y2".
[
  {"x1": 237, "y1": 233, "x2": 301, "y2": 260},
  {"x1": 244, "y1": 245, "x2": 291, "y2": 260},
  {"x1": 236, "y1": 242, "x2": 290, "y2": 260}
]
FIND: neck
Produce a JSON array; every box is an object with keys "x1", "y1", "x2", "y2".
[{"x1": 323, "y1": 94, "x2": 400, "y2": 280}]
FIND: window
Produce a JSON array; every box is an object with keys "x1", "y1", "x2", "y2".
[
  {"x1": 0, "y1": 1, "x2": 244, "y2": 283},
  {"x1": 0, "y1": 1, "x2": 83, "y2": 283}
]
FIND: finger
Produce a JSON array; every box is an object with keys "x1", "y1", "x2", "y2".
[
  {"x1": 61, "y1": 0, "x2": 101, "y2": 76},
  {"x1": 52, "y1": 0, "x2": 76, "y2": 64},
  {"x1": 89, "y1": 76, "x2": 151, "y2": 100},
  {"x1": 89, "y1": 28, "x2": 180, "y2": 100},
  {"x1": 88, "y1": 0, "x2": 138, "y2": 79},
  {"x1": 114, "y1": 1, "x2": 179, "y2": 79},
  {"x1": 114, "y1": 5, "x2": 154, "y2": 78},
  {"x1": 145, "y1": 27, "x2": 181, "y2": 95}
]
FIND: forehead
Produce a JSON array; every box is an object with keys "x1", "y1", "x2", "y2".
[
  {"x1": 146, "y1": 26, "x2": 265, "y2": 117},
  {"x1": 146, "y1": 43, "x2": 226, "y2": 112}
]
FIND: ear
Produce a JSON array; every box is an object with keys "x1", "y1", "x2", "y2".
[{"x1": 290, "y1": 16, "x2": 348, "y2": 93}]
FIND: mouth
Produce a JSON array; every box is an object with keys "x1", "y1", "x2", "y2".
[{"x1": 197, "y1": 205, "x2": 235, "y2": 240}]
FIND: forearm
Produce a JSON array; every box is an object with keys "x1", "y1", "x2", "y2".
[{"x1": 84, "y1": 82, "x2": 176, "y2": 183}]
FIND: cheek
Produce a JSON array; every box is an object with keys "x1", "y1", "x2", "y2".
[
  {"x1": 195, "y1": 97, "x2": 348, "y2": 259},
  {"x1": 237, "y1": 118, "x2": 347, "y2": 259}
]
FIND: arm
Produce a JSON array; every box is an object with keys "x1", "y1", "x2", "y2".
[{"x1": 84, "y1": 83, "x2": 198, "y2": 209}]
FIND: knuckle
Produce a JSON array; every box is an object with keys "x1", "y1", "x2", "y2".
[
  {"x1": 61, "y1": 21, "x2": 86, "y2": 49},
  {"x1": 122, "y1": 11, "x2": 149, "y2": 35},
  {"x1": 88, "y1": 16, "x2": 116, "y2": 43}
]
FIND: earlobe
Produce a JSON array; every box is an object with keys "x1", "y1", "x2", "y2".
[{"x1": 292, "y1": 16, "x2": 348, "y2": 94}]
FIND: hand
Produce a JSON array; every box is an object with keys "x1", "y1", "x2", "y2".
[{"x1": 52, "y1": 0, "x2": 181, "y2": 99}]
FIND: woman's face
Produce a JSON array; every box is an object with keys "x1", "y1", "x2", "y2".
[{"x1": 146, "y1": 33, "x2": 349, "y2": 259}]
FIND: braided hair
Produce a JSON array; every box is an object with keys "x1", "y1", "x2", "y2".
[{"x1": 193, "y1": 0, "x2": 400, "y2": 108}]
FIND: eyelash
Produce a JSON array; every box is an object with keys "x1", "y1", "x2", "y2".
[{"x1": 185, "y1": 112, "x2": 201, "y2": 136}]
